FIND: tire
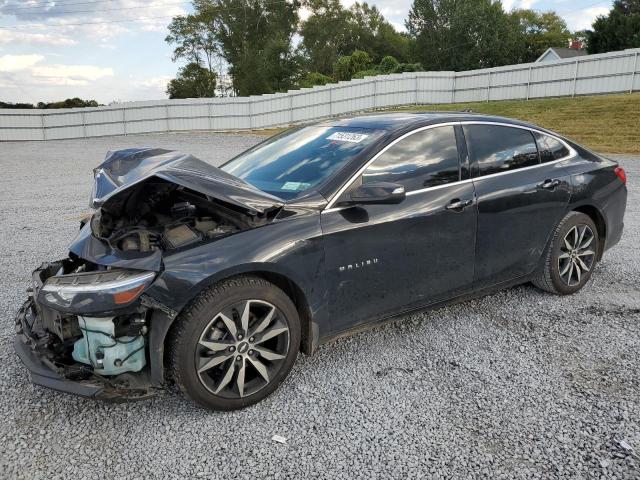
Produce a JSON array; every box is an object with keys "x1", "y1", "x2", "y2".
[
  {"x1": 532, "y1": 211, "x2": 599, "y2": 295},
  {"x1": 168, "y1": 276, "x2": 300, "y2": 411}
]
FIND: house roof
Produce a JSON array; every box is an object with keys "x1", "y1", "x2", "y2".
[{"x1": 536, "y1": 47, "x2": 587, "y2": 63}]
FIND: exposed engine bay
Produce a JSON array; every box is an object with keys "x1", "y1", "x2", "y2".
[{"x1": 89, "y1": 179, "x2": 257, "y2": 253}]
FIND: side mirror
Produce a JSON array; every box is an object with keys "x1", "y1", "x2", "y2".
[{"x1": 347, "y1": 182, "x2": 406, "y2": 205}]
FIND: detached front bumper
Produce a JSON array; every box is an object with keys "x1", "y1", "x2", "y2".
[
  {"x1": 15, "y1": 300, "x2": 108, "y2": 399},
  {"x1": 13, "y1": 264, "x2": 163, "y2": 402}
]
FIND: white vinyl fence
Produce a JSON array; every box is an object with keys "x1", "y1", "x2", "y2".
[{"x1": 1, "y1": 48, "x2": 639, "y2": 141}]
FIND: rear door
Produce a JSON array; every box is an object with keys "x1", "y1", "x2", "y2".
[
  {"x1": 463, "y1": 123, "x2": 572, "y2": 287},
  {"x1": 321, "y1": 124, "x2": 477, "y2": 333}
]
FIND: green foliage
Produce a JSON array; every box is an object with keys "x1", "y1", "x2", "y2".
[
  {"x1": 1, "y1": 99, "x2": 101, "y2": 109},
  {"x1": 299, "y1": 0, "x2": 353, "y2": 75},
  {"x1": 37, "y1": 98, "x2": 100, "y2": 109},
  {"x1": 298, "y1": 72, "x2": 333, "y2": 88},
  {"x1": 166, "y1": 12, "x2": 220, "y2": 72},
  {"x1": 299, "y1": 0, "x2": 411, "y2": 76},
  {"x1": 510, "y1": 9, "x2": 572, "y2": 63},
  {"x1": 335, "y1": 53, "x2": 425, "y2": 80},
  {"x1": 587, "y1": 0, "x2": 640, "y2": 53},
  {"x1": 406, "y1": 0, "x2": 524, "y2": 71},
  {"x1": 166, "y1": 62, "x2": 217, "y2": 99},
  {"x1": 352, "y1": 69, "x2": 379, "y2": 79},
  {"x1": 161, "y1": 0, "x2": 600, "y2": 97},
  {"x1": 379, "y1": 55, "x2": 400, "y2": 73},
  {"x1": 167, "y1": 0, "x2": 300, "y2": 96},
  {"x1": 0, "y1": 102, "x2": 35, "y2": 109},
  {"x1": 395, "y1": 62, "x2": 424, "y2": 73},
  {"x1": 334, "y1": 50, "x2": 373, "y2": 81}
]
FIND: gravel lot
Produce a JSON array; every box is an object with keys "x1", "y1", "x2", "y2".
[{"x1": 0, "y1": 132, "x2": 638, "y2": 479}]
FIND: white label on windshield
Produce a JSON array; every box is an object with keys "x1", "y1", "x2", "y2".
[
  {"x1": 327, "y1": 132, "x2": 369, "y2": 143},
  {"x1": 282, "y1": 181, "x2": 311, "y2": 191}
]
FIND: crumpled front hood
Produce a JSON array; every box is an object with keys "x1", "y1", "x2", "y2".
[{"x1": 91, "y1": 148, "x2": 283, "y2": 215}]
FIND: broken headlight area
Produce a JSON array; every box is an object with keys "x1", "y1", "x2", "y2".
[
  {"x1": 39, "y1": 265, "x2": 155, "y2": 315},
  {"x1": 89, "y1": 179, "x2": 256, "y2": 254},
  {"x1": 15, "y1": 259, "x2": 163, "y2": 400}
]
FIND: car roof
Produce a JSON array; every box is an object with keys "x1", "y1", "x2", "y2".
[{"x1": 322, "y1": 111, "x2": 540, "y2": 132}]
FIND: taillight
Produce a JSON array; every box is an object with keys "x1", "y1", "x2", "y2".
[{"x1": 615, "y1": 167, "x2": 627, "y2": 185}]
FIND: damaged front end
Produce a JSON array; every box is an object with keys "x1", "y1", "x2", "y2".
[
  {"x1": 15, "y1": 259, "x2": 166, "y2": 400},
  {"x1": 15, "y1": 148, "x2": 283, "y2": 401}
]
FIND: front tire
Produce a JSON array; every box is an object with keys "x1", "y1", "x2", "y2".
[
  {"x1": 168, "y1": 276, "x2": 300, "y2": 411},
  {"x1": 533, "y1": 211, "x2": 599, "y2": 295}
]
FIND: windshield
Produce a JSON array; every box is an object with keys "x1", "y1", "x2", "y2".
[{"x1": 221, "y1": 126, "x2": 385, "y2": 200}]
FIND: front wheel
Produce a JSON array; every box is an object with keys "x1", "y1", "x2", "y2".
[
  {"x1": 168, "y1": 276, "x2": 300, "y2": 411},
  {"x1": 533, "y1": 211, "x2": 599, "y2": 295}
]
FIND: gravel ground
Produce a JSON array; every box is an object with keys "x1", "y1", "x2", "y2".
[{"x1": 0, "y1": 132, "x2": 638, "y2": 479}]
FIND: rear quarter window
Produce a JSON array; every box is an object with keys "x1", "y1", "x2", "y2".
[{"x1": 535, "y1": 133, "x2": 570, "y2": 162}]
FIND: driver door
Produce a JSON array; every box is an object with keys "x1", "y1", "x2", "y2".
[{"x1": 320, "y1": 125, "x2": 478, "y2": 333}]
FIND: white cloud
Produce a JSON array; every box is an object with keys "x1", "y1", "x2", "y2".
[
  {"x1": 0, "y1": 30, "x2": 77, "y2": 46},
  {"x1": 0, "y1": 54, "x2": 44, "y2": 72},
  {"x1": 502, "y1": 0, "x2": 539, "y2": 11},
  {"x1": 0, "y1": 54, "x2": 113, "y2": 93},
  {"x1": 563, "y1": 6, "x2": 610, "y2": 31},
  {"x1": 31, "y1": 64, "x2": 114, "y2": 85}
]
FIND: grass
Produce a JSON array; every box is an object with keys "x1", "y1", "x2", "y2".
[
  {"x1": 248, "y1": 93, "x2": 640, "y2": 155},
  {"x1": 394, "y1": 93, "x2": 640, "y2": 155}
]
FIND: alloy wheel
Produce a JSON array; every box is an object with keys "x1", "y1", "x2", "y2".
[
  {"x1": 558, "y1": 224, "x2": 596, "y2": 287},
  {"x1": 195, "y1": 299, "x2": 290, "y2": 398}
]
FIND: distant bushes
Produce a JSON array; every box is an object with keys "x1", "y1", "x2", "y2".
[
  {"x1": 0, "y1": 98, "x2": 101, "y2": 109},
  {"x1": 298, "y1": 52, "x2": 425, "y2": 88}
]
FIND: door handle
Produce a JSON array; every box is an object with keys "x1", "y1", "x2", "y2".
[
  {"x1": 445, "y1": 198, "x2": 473, "y2": 212},
  {"x1": 539, "y1": 179, "x2": 561, "y2": 190}
]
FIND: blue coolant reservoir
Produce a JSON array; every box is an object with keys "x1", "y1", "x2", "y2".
[{"x1": 72, "y1": 316, "x2": 146, "y2": 376}]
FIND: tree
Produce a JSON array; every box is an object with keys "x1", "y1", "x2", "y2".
[
  {"x1": 334, "y1": 50, "x2": 373, "y2": 81},
  {"x1": 510, "y1": 9, "x2": 572, "y2": 63},
  {"x1": 299, "y1": 0, "x2": 411, "y2": 76},
  {"x1": 405, "y1": 0, "x2": 524, "y2": 71},
  {"x1": 298, "y1": 71, "x2": 332, "y2": 88},
  {"x1": 167, "y1": 62, "x2": 217, "y2": 98},
  {"x1": 198, "y1": 0, "x2": 300, "y2": 95},
  {"x1": 166, "y1": 0, "x2": 300, "y2": 96},
  {"x1": 379, "y1": 55, "x2": 400, "y2": 73},
  {"x1": 166, "y1": 13, "x2": 220, "y2": 73},
  {"x1": 349, "y1": 3, "x2": 411, "y2": 63},
  {"x1": 299, "y1": 0, "x2": 354, "y2": 75},
  {"x1": 36, "y1": 98, "x2": 100, "y2": 109},
  {"x1": 587, "y1": 0, "x2": 640, "y2": 53}
]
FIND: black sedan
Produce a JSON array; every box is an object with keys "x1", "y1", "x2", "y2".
[{"x1": 15, "y1": 113, "x2": 627, "y2": 410}]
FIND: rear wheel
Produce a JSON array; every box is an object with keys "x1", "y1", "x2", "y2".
[
  {"x1": 533, "y1": 211, "x2": 599, "y2": 295},
  {"x1": 169, "y1": 276, "x2": 300, "y2": 411}
]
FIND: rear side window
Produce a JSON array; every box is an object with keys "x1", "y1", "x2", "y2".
[
  {"x1": 535, "y1": 133, "x2": 570, "y2": 162},
  {"x1": 464, "y1": 125, "x2": 539, "y2": 176},
  {"x1": 362, "y1": 126, "x2": 460, "y2": 192}
]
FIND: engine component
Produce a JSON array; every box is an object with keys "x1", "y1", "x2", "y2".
[
  {"x1": 205, "y1": 225, "x2": 237, "y2": 238},
  {"x1": 89, "y1": 179, "x2": 251, "y2": 253},
  {"x1": 163, "y1": 224, "x2": 200, "y2": 249},
  {"x1": 72, "y1": 316, "x2": 146, "y2": 376},
  {"x1": 118, "y1": 230, "x2": 155, "y2": 252},
  {"x1": 171, "y1": 201, "x2": 196, "y2": 218}
]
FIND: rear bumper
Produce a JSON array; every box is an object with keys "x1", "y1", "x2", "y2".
[{"x1": 14, "y1": 297, "x2": 155, "y2": 402}]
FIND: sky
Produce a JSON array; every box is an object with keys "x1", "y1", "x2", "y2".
[{"x1": 0, "y1": 0, "x2": 614, "y2": 105}]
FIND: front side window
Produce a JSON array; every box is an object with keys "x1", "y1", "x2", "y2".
[
  {"x1": 535, "y1": 132, "x2": 570, "y2": 162},
  {"x1": 464, "y1": 125, "x2": 539, "y2": 176},
  {"x1": 222, "y1": 126, "x2": 385, "y2": 199},
  {"x1": 361, "y1": 126, "x2": 460, "y2": 192}
]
